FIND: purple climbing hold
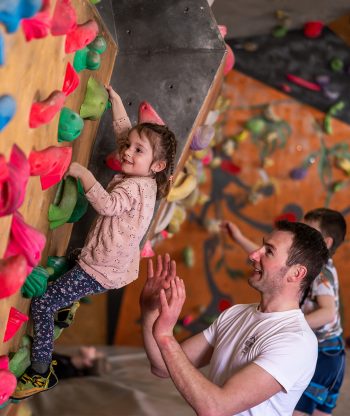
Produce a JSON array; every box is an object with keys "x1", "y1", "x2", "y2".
[{"x1": 0, "y1": 95, "x2": 16, "y2": 132}]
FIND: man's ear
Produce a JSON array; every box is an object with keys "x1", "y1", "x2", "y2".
[
  {"x1": 324, "y1": 236, "x2": 333, "y2": 251},
  {"x1": 152, "y1": 160, "x2": 166, "y2": 173},
  {"x1": 288, "y1": 264, "x2": 307, "y2": 283}
]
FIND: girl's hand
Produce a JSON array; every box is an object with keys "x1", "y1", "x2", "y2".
[
  {"x1": 66, "y1": 162, "x2": 89, "y2": 179},
  {"x1": 220, "y1": 220, "x2": 243, "y2": 242},
  {"x1": 105, "y1": 85, "x2": 120, "y2": 102}
]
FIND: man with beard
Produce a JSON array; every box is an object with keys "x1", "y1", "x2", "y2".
[{"x1": 140, "y1": 221, "x2": 329, "y2": 416}]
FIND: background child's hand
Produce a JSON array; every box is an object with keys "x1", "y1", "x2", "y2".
[
  {"x1": 220, "y1": 220, "x2": 243, "y2": 242},
  {"x1": 105, "y1": 85, "x2": 120, "y2": 102},
  {"x1": 66, "y1": 162, "x2": 89, "y2": 179}
]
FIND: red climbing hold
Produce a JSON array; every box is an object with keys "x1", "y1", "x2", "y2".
[
  {"x1": 62, "y1": 62, "x2": 80, "y2": 96},
  {"x1": 105, "y1": 151, "x2": 122, "y2": 171},
  {"x1": 29, "y1": 145, "x2": 72, "y2": 190},
  {"x1": 21, "y1": 0, "x2": 51, "y2": 42},
  {"x1": 138, "y1": 101, "x2": 165, "y2": 125},
  {"x1": 0, "y1": 356, "x2": 16, "y2": 405},
  {"x1": 4, "y1": 211, "x2": 46, "y2": 274},
  {"x1": 0, "y1": 145, "x2": 29, "y2": 217},
  {"x1": 0, "y1": 255, "x2": 27, "y2": 299},
  {"x1": 286, "y1": 74, "x2": 321, "y2": 91},
  {"x1": 29, "y1": 90, "x2": 66, "y2": 128},
  {"x1": 0, "y1": 154, "x2": 9, "y2": 183},
  {"x1": 65, "y1": 20, "x2": 99, "y2": 54},
  {"x1": 303, "y1": 21, "x2": 324, "y2": 39},
  {"x1": 51, "y1": 0, "x2": 77, "y2": 36},
  {"x1": 3, "y1": 307, "x2": 29, "y2": 342},
  {"x1": 221, "y1": 160, "x2": 241, "y2": 175}
]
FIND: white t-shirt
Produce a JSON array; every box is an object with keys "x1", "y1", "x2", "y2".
[{"x1": 203, "y1": 304, "x2": 318, "y2": 416}]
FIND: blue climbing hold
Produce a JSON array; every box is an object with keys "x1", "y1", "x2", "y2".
[
  {"x1": 0, "y1": 33, "x2": 4, "y2": 66},
  {"x1": 0, "y1": 0, "x2": 42, "y2": 33},
  {"x1": 0, "y1": 95, "x2": 16, "y2": 131}
]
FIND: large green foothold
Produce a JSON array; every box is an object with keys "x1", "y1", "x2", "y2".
[
  {"x1": 73, "y1": 48, "x2": 101, "y2": 73},
  {"x1": 68, "y1": 179, "x2": 88, "y2": 223},
  {"x1": 21, "y1": 266, "x2": 49, "y2": 298},
  {"x1": 48, "y1": 176, "x2": 78, "y2": 229},
  {"x1": 58, "y1": 107, "x2": 84, "y2": 143},
  {"x1": 9, "y1": 335, "x2": 32, "y2": 378},
  {"x1": 80, "y1": 76, "x2": 109, "y2": 120},
  {"x1": 87, "y1": 35, "x2": 107, "y2": 54},
  {"x1": 46, "y1": 256, "x2": 70, "y2": 282}
]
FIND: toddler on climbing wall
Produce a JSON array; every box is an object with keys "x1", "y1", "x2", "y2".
[{"x1": 12, "y1": 86, "x2": 177, "y2": 399}]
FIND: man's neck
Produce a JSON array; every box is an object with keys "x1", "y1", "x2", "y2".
[{"x1": 259, "y1": 295, "x2": 300, "y2": 313}]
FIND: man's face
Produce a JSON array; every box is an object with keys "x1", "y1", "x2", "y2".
[{"x1": 248, "y1": 230, "x2": 294, "y2": 294}]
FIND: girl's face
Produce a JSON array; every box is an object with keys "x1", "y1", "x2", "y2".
[{"x1": 121, "y1": 129, "x2": 162, "y2": 177}]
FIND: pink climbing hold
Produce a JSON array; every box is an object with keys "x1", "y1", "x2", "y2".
[
  {"x1": 3, "y1": 307, "x2": 29, "y2": 342},
  {"x1": 65, "y1": 19, "x2": 99, "y2": 53},
  {"x1": 224, "y1": 42, "x2": 235, "y2": 75},
  {"x1": 51, "y1": 0, "x2": 77, "y2": 36},
  {"x1": 138, "y1": 102, "x2": 165, "y2": 125},
  {"x1": 0, "y1": 255, "x2": 27, "y2": 299},
  {"x1": 140, "y1": 240, "x2": 155, "y2": 258},
  {"x1": 0, "y1": 145, "x2": 30, "y2": 217},
  {"x1": 0, "y1": 154, "x2": 9, "y2": 183},
  {"x1": 21, "y1": 0, "x2": 51, "y2": 42},
  {"x1": 106, "y1": 151, "x2": 122, "y2": 171},
  {"x1": 0, "y1": 356, "x2": 17, "y2": 405},
  {"x1": 62, "y1": 62, "x2": 80, "y2": 96},
  {"x1": 29, "y1": 90, "x2": 66, "y2": 128},
  {"x1": 4, "y1": 211, "x2": 46, "y2": 274},
  {"x1": 29, "y1": 145, "x2": 72, "y2": 190}
]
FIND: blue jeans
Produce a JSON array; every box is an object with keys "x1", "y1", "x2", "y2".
[{"x1": 31, "y1": 265, "x2": 106, "y2": 365}]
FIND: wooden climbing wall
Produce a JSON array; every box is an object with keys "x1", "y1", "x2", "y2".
[
  {"x1": 0, "y1": 0, "x2": 117, "y2": 356},
  {"x1": 115, "y1": 70, "x2": 350, "y2": 346}
]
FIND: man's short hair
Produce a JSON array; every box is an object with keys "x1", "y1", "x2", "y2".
[
  {"x1": 275, "y1": 220, "x2": 329, "y2": 293},
  {"x1": 304, "y1": 208, "x2": 346, "y2": 256}
]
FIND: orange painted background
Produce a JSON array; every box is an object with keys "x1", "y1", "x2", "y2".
[{"x1": 116, "y1": 70, "x2": 350, "y2": 345}]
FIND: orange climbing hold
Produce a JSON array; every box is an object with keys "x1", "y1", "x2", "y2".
[
  {"x1": 29, "y1": 90, "x2": 66, "y2": 128},
  {"x1": 29, "y1": 145, "x2": 72, "y2": 190}
]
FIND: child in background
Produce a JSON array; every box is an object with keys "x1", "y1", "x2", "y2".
[
  {"x1": 221, "y1": 208, "x2": 346, "y2": 416},
  {"x1": 13, "y1": 86, "x2": 177, "y2": 399}
]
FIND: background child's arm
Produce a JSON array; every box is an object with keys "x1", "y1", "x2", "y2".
[
  {"x1": 66, "y1": 162, "x2": 97, "y2": 193},
  {"x1": 106, "y1": 85, "x2": 132, "y2": 142},
  {"x1": 304, "y1": 295, "x2": 336, "y2": 329},
  {"x1": 220, "y1": 221, "x2": 259, "y2": 253}
]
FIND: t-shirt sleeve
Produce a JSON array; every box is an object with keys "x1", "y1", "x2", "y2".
[
  {"x1": 312, "y1": 271, "x2": 335, "y2": 297},
  {"x1": 253, "y1": 332, "x2": 317, "y2": 392},
  {"x1": 202, "y1": 319, "x2": 218, "y2": 346},
  {"x1": 85, "y1": 178, "x2": 139, "y2": 217}
]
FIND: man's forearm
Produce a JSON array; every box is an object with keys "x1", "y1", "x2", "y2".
[{"x1": 141, "y1": 311, "x2": 169, "y2": 377}]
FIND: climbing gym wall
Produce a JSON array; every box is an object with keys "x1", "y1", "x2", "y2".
[{"x1": 0, "y1": 0, "x2": 116, "y2": 376}]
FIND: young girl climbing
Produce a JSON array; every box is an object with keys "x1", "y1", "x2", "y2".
[{"x1": 12, "y1": 86, "x2": 177, "y2": 399}]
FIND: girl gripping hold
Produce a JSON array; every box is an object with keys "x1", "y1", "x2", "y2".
[{"x1": 13, "y1": 86, "x2": 177, "y2": 400}]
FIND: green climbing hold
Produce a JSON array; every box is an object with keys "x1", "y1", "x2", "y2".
[
  {"x1": 46, "y1": 256, "x2": 70, "y2": 282},
  {"x1": 48, "y1": 177, "x2": 78, "y2": 229},
  {"x1": 183, "y1": 246, "x2": 195, "y2": 268},
  {"x1": 58, "y1": 107, "x2": 84, "y2": 142},
  {"x1": 9, "y1": 335, "x2": 32, "y2": 378},
  {"x1": 21, "y1": 266, "x2": 49, "y2": 298},
  {"x1": 73, "y1": 47, "x2": 101, "y2": 73},
  {"x1": 330, "y1": 57, "x2": 344, "y2": 72},
  {"x1": 68, "y1": 179, "x2": 89, "y2": 223},
  {"x1": 272, "y1": 25, "x2": 288, "y2": 38},
  {"x1": 80, "y1": 76, "x2": 109, "y2": 120},
  {"x1": 245, "y1": 117, "x2": 266, "y2": 135},
  {"x1": 87, "y1": 35, "x2": 107, "y2": 54}
]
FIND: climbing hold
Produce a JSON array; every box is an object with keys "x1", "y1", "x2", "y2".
[
  {"x1": 289, "y1": 167, "x2": 308, "y2": 180},
  {"x1": 29, "y1": 145, "x2": 72, "y2": 190},
  {"x1": 0, "y1": 32, "x2": 4, "y2": 65},
  {"x1": 183, "y1": 246, "x2": 194, "y2": 267},
  {"x1": 330, "y1": 57, "x2": 344, "y2": 72},
  {"x1": 274, "y1": 212, "x2": 297, "y2": 224},
  {"x1": 323, "y1": 101, "x2": 345, "y2": 135},
  {"x1": 138, "y1": 101, "x2": 165, "y2": 125},
  {"x1": 46, "y1": 255, "x2": 70, "y2": 282},
  {"x1": 21, "y1": 0, "x2": 51, "y2": 41},
  {"x1": 0, "y1": 145, "x2": 29, "y2": 217},
  {"x1": 51, "y1": 0, "x2": 77, "y2": 36},
  {"x1": 62, "y1": 62, "x2": 80, "y2": 97},
  {"x1": 87, "y1": 34, "x2": 107, "y2": 54},
  {"x1": 0, "y1": 95, "x2": 16, "y2": 132},
  {"x1": 0, "y1": 155, "x2": 8, "y2": 183},
  {"x1": 218, "y1": 26, "x2": 235, "y2": 75},
  {"x1": 48, "y1": 176, "x2": 78, "y2": 229},
  {"x1": 9, "y1": 335, "x2": 32, "y2": 378},
  {"x1": 0, "y1": 255, "x2": 27, "y2": 299},
  {"x1": 167, "y1": 174, "x2": 197, "y2": 202},
  {"x1": 67, "y1": 179, "x2": 88, "y2": 223},
  {"x1": 4, "y1": 211, "x2": 46, "y2": 274},
  {"x1": 29, "y1": 90, "x2": 66, "y2": 128},
  {"x1": 218, "y1": 298, "x2": 232, "y2": 312},
  {"x1": 245, "y1": 117, "x2": 266, "y2": 134},
  {"x1": 315, "y1": 74, "x2": 330, "y2": 86},
  {"x1": 0, "y1": 0, "x2": 42, "y2": 33},
  {"x1": 190, "y1": 125, "x2": 215, "y2": 151},
  {"x1": 3, "y1": 307, "x2": 29, "y2": 342},
  {"x1": 221, "y1": 160, "x2": 241, "y2": 175},
  {"x1": 286, "y1": 73, "x2": 321, "y2": 91},
  {"x1": 105, "y1": 151, "x2": 122, "y2": 171},
  {"x1": 0, "y1": 356, "x2": 16, "y2": 405},
  {"x1": 21, "y1": 265, "x2": 49, "y2": 298},
  {"x1": 303, "y1": 21, "x2": 324, "y2": 38},
  {"x1": 272, "y1": 25, "x2": 288, "y2": 38},
  {"x1": 65, "y1": 19, "x2": 99, "y2": 53},
  {"x1": 140, "y1": 240, "x2": 155, "y2": 258},
  {"x1": 54, "y1": 301, "x2": 80, "y2": 328},
  {"x1": 58, "y1": 107, "x2": 84, "y2": 142},
  {"x1": 80, "y1": 76, "x2": 109, "y2": 120},
  {"x1": 73, "y1": 47, "x2": 101, "y2": 72}
]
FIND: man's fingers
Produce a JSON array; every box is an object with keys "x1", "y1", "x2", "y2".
[
  {"x1": 155, "y1": 254, "x2": 163, "y2": 276},
  {"x1": 159, "y1": 289, "x2": 169, "y2": 310},
  {"x1": 147, "y1": 258, "x2": 154, "y2": 279}
]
